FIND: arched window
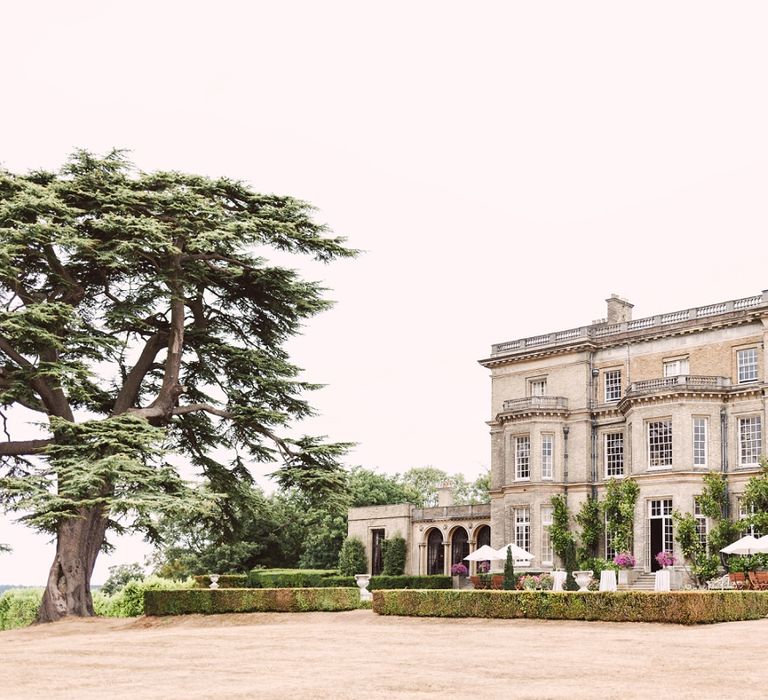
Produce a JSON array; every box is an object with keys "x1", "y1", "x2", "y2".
[
  {"x1": 427, "y1": 528, "x2": 444, "y2": 575},
  {"x1": 451, "y1": 527, "x2": 469, "y2": 569},
  {"x1": 476, "y1": 525, "x2": 491, "y2": 549}
]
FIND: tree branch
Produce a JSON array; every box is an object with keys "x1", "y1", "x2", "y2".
[
  {"x1": 112, "y1": 331, "x2": 169, "y2": 415},
  {"x1": 171, "y1": 403, "x2": 231, "y2": 418},
  {"x1": 0, "y1": 439, "x2": 52, "y2": 456}
]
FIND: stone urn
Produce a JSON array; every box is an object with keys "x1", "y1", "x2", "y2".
[
  {"x1": 354, "y1": 573, "x2": 372, "y2": 602},
  {"x1": 209, "y1": 574, "x2": 220, "y2": 590},
  {"x1": 572, "y1": 570, "x2": 593, "y2": 592}
]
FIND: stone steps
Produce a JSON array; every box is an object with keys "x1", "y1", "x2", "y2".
[{"x1": 619, "y1": 573, "x2": 657, "y2": 591}]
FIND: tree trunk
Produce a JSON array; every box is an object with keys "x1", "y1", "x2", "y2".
[{"x1": 37, "y1": 505, "x2": 108, "y2": 623}]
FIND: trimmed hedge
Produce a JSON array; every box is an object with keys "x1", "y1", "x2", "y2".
[
  {"x1": 372, "y1": 589, "x2": 768, "y2": 625},
  {"x1": 193, "y1": 574, "x2": 249, "y2": 589},
  {"x1": 369, "y1": 575, "x2": 451, "y2": 590},
  {"x1": 248, "y1": 569, "x2": 338, "y2": 588},
  {"x1": 144, "y1": 587, "x2": 360, "y2": 616},
  {"x1": 246, "y1": 569, "x2": 451, "y2": 590}
]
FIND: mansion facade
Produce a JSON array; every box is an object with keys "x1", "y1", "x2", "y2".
[
  {"x1": 349, "y1": 289, "x2": 767, "y2": 577},
  {"x1": 483, "y1": 290, "x2": 768, "y2": 574}
]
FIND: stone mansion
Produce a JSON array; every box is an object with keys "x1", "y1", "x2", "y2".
[{"x1": 349, "y1": 290, "x2": 768, "y2": 576}]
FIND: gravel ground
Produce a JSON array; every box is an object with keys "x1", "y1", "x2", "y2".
[{"x1": 1, "y1": 609, "x2": 766, "y2": 699}]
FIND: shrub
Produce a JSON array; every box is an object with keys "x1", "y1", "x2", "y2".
[
  {"x1": 193, "y1": 574, "x2": 249, "y2": 589},
  {"x1": 382, "y1": 536, "x2": 407, "y2": 576},
  {"x1": 144, "y1": 587, "x2": 360, "y2": 616},
  {"x1": 503, "y1": 548, "x2": 515, "y2": 590},
  {"x1": 450, "y1": 563, "x2": 468, "y2": 576},
  {"x1": 0, "y1": 588, "x2": 42, "y2": 630},
  {"x1": 96, "y1": 576, "x2": 194, "y2": 617},
  {"x1": 369, "y1": 575, "x2": 451, "y2": 590},
  {"x1": 338, "y1": 537, "x2": 367, "y2": 576},
  {"x1": 372, "y1": 589, "x2": 768, "y2": 625},
  {"x1": 100, "y1": 563, "x2": 145, "y2": 596},
  {"x1": 249, "y1": 570, "x2": 338, "y2": 588}
]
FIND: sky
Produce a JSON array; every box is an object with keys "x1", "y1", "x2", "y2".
[{"x1": 1, "y1": 1, "x2": 768, "y2": 584}]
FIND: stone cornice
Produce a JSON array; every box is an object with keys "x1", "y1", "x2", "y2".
[{"x1": 480, "y1": 292, "x2": 768, "y2": 367}]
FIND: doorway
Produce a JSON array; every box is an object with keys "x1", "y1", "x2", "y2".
[{"x1": 648, "y1": 499, "x2": 673, "y2": 572}]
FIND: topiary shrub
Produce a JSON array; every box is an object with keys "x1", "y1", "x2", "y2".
[
  {"x1": 382, "y1": 535, "x2": 407, "y2": 575},
  {"x1": 503, "y1": 548, "x2": 515, "y2": 590},
  {"x1": 95, "y1": 576, "x2": 194, "y2": 617},
  {"x1": 338, "y1": 537, "x2": 367, "y2": 576}
]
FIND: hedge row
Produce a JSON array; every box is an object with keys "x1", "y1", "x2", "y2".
[
  {"x1": 144, "y1": 587, "x2": 361, "y2": 616},
  {"x1": 193, "y1": 574, "x2": 249, "y2": 589},
  {"x1": 372, "y1": 589, "x2": 768, "y2": 625},
  {"x1": 246, "y1": 570, "x2": 451, "y2": 590}
]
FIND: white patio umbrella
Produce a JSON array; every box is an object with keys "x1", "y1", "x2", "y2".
[
  {"x1": 755, "y1": 535, "x2": 768, "y2": 552},
  {"x1": 464, "y1": 545, "x2": 506, "y2": 562},
  {"x1": 720, "y1": 535, "x2": 761, "y2": 555},
  {"x1": 496, "y1": 543, "x2": 534, "y2": 561}
]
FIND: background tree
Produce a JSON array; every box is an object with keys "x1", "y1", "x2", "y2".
[
  {"x1": 399, "y1": 467, "x2": 489, "y2": 507},
  {"x1": 0, "y1": 151, "x2": 355, "y2": 621}
]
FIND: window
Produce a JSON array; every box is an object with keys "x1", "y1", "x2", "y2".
[
  {"x1": 515, "y1": 436, "x2": 530, "y2": 480},
  {"x1": 515, "y1": 507, "x2": 530, "y2": 553},
  {"x1": 693, "y1": 497, "x2": 708, "y2": 552},
  {"x1": 738, "y1": 499, "x2": 761, "y2": 538},
  {"x1": 541, "y1": 434, "x2": 553, "y2": 480},
  {"x1": 648, "y1": 420, "x2": 673, "y2": 468},
  {"x1": 738, "y1": 416, "x2": 762, "y2": 466},
  {"x1": 529, "y1": 378, "x2": 547, "y2": 397},
  {"x1": 693, "y1": 417, "x2": 708, "y2": 467},
  {"x1": 663, "y1": 357, "x2": 689, "y2": 377},
  {"x1": 605, "y1": 432, "x2": 624, "y2": 477},
  {"x1": 541, "y1": 506, "x2": 554, "y2": 565},
  {"x1": 737, "y1": 348, "x2": 758, "y2": 384},
  {"x1": 604, "y1": 369, "x2": 622, "y2": 402}
]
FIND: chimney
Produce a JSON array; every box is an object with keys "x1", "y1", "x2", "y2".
[
  {"x1": 436, "y1": 481, "x2": 454, "y2": 507},
  {"x1": 606, "y1": 294, "x2": 633, "y2": 325}
]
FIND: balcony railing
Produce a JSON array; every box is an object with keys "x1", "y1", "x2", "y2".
[
  {"x1": 501, "y1": 396, "x2": 569, "y2": 412},
  {"x1": 625, "y1": 375, "x2": 731, "y2": 397},
  {"x1": 489, "y1": 292, "x2": 768, "y2": 357},
  {"x1": 412, "y1": 503, "x2": 491, "y2": 521}
]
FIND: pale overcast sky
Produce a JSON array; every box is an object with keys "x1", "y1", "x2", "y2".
[{"x1": 2, "y1": 1, "x2": 767, "y2": 584}]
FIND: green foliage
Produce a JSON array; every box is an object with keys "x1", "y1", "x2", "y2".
[
  {"x1": 603, "y1": 478, "x2": 639, "y2": 555},
  {"x1": 101, "y1": 562, "x2": 145, "y2": 596},
  {"x1": 369, "y1": 575, "x2": 451, "y2": 590},
  {"x1": 145, "y1": 587, "x2": 362, "y2": 616},
  {"x1": 503, "y1": 547, "x2": 515, "y2": 590},
  {"x1": 382, "y1": 535, "x2": 407, "y2": 576},
  {"x1": 372, "y1": 589, "x2": 768, "y2": 624},
  {"x1": 0, "y1": 150, "x2": 356, "y2": 596},
  {"x1": 338, "y1": 537, "x2": 367, "y2": 576},
  {"x1": 549, "y1": 495, "x2": 578, "y2": 590},
  {"x1": 248, "y1": 569, "x2": 338, "y2": 588},
  {"x1": 193, "y1": 574, "x2": 248, "y2": 588},
  {"x1": 94, "y1": 576, "x2": 194, "y2": 617},
  {"x1": 0, "y1": 588, "x2": 42, "y2": 629},
  {"x1": 575, "y1": 496, "x2": 603, "y2": 561},
  {"x1": 727, "y1": 554, "x2": 768, "y2": 573},
  {"x1": 741, "y1": 457, "x2": 768, "y2": 536},
  {"x1": 699, "y1": 471, "x2": 737, "y2": 555}
]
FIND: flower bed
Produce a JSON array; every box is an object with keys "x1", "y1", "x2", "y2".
[
  {"x1": 372, "y1": 589, "x2": 768, "y2": 625},
  {"x1": 144, "y1": 587, "x2": 361, "y2": 616}
]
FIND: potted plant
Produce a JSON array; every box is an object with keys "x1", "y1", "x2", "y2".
[
  {"x1": 451, "y1": 562, "x2": 468, "y2": 589},
  {"x1": 655, "y1": 551, "x2": 675, "y2": 569},
  {"x1": 613, "y1": 552, "x2": 636, "y2": 586}
]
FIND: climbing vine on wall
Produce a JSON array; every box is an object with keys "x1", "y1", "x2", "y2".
[{"x1": 603, "y1": 478, "x2": 639, "y2": 555}]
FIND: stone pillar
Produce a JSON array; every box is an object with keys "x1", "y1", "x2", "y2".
[{"x1": 606, "y1": 294, "x2": 633, "y2": 324}]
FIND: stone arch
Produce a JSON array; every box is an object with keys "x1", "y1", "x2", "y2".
[
  {"x1": 450, "y1": 526, "x2": 469, "y2": 571},
  {"x1": 426, "y1": 527, "x2": 445, "y2": 576}
]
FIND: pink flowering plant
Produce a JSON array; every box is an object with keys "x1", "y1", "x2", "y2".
[
  {"x1": 613, "y1": 552, "x2": 635, "y2": 569},
  {"x1": 477, "y1": 561, "x2": 490, "y2": 574},
  {"x1": 450, "y1": 563, "x2": 468, "y2": 576},
  {"x1": 655, "y1": 551, "x2": 675, "y2": 568}
]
